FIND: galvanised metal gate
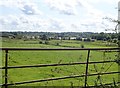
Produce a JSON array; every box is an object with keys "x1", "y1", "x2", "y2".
[{"x1": 0, "y1": 48, "x2": 120, "y2": 88}]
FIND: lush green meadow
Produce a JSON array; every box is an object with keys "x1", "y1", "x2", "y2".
[{"x1": 1, "y1": 38, "x2": 119, "y2": 86}]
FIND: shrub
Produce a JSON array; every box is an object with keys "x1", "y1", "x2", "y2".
[
  {"x1": 45, "y1": 41, "x2": 49, "y2": 44},
  {"x1": 113, "y1": 39, "x2": 118, "y2": 43},
  {"x1": 81, "y1": 44, "x2": 84, "y2": 48},
  {"x1": 56, "y1": 43, "x2": 59, "y2": 46},
  {"x1": 39, "y1": 41, "x2": 43, "y2": 44}
]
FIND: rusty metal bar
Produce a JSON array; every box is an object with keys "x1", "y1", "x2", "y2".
[
  {"x1": 84, "y1": 50, "x2": 90, "y2": 87},
  {"x1": 5, "y1": 50, "x2": 8, "y2": 88},
  {"x1": 0, "y1": 47, "x2": 119, "y2": 51},
  {"x1": 2, "y1": 71, "x2": 120, "y2": 86},
  {"x1": 1, "y1": 82, "x2": 120, "y2": 88},
  {"x1": 0, "y1": 60, "x2": 116, "y2": 69}
]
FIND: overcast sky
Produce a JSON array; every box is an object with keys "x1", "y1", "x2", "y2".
[{"x1": 0, "y1": 0, "x2": 119, "y2": 32}]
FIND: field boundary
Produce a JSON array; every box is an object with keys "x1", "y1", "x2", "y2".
[{"x1": 0, "y1": 47, "x2": 120, "y2": 88}]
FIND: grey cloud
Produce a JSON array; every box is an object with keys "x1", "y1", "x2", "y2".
[
  {"x1": 11, "y1": 21, "x2": 19, "y2": 25},
  {"x1": 19, "y1": 16, "x2": 29, "y2": 23},
  {"x1": 71, "y1": 24, "x2": 78, "y2": 29},
  {"x1": 60, "y1": 9, "x2": 75, "y2": 15},
  {"x1": 0, "y1": 19, "x2": 7, "y2": 25},
  {"x1": 46, "y1": 18, "x2": 66, "y2": 32},
  {"x1": 50, "y1": 20, "x2": 64, "y2": 30},
  {"x1": 45, "y1": 0, "x2": 77, "y2": 15},
  {"x1": 20, "y1": 4, "x2": 42, "y2": 15},
  {"x1": 20, "y1": 5, "x2": 36, "y2": 15},
  {"x1": 49, "y1": 6, "x2": 76, "y2": 15}
]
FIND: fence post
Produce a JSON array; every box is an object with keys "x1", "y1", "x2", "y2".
[
  {"x1": 84, "y1": 50, "x2": 90, "y2": 87},
  {"x1": 118, "y1": 2, "x2": 120, "y2": 87},
  {"x1": 5, "y1": 50, "x2": 8, "y2": 88}
]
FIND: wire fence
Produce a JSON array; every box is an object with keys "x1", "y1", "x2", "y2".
[{"x1": 0, "y1": 48, "x2": 120, "y2": 88}]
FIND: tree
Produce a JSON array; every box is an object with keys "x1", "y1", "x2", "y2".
[{"x1": 41, "y1": 34, "x2": 48, "y2": 40}]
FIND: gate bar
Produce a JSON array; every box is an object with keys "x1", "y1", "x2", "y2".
[
  {"x1": 5, "y1": 50, "x2": 8, "y2": 88},
  {"x1": 84, "y1": 50, "x2": 90, "y2": 87}
]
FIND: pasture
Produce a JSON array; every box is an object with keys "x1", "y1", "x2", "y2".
[{"x1": 1, "y1": 38, "x2": 119, "y2": 86}]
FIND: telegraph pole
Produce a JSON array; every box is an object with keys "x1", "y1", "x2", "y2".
[{"x1": 118, "y1": 1, "x2": 120, "y2": 87}]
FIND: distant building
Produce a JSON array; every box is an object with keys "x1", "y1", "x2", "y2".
[
  {"x1": 70, "y1": 37, "x2": 76, "y2": 40},
  {"x1": 91, "y1": 39, "x2": 96, "y2": 42},
  {"x1": 54, "y1": 36, "x2": 62, "y2": 40}
]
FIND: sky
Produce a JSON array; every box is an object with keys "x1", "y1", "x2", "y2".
[{"x1": 0, "y1": 0, "x2": 119, "y2": 32}]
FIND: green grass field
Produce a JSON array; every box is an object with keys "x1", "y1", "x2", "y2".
[{"x1": 1, "y1": 38, "x2": 119, "y2": 86}]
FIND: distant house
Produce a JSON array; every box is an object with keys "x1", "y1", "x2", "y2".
[
  {"x1": 70, "y1": 37, "x2": 76, "y2": 40},
  {"x1": 26, "y1": 36, "x2": 31, "y2": 39},
  {"x1": 36, "y1": 36, "x2": 40, "y2": 39},
  {"x1": 82, "y1": 38, "x2": 88, "y2": 41},
  {"x1": 58, "y1": 37, "x2": 62, "y2": 40},
  {"x1": 31, "y1": 36, "x2": 35, "y2": 39},
  {"x1": 76, "y1": 37, "x2": 96, "y2": 42},
  {"x1": 48, "y1": 36, "x2": 52, "y2": 40},
  {"x1": 63, "y1": 37, "x2": 70, "y2": 40},
  {"x1": 91, "y1": 39, "x2": 96, "y2": 42},
  {"x1": 54, "y1": 36, "x2": 62, "y2": 40}
]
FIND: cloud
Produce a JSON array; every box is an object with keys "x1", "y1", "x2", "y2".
[
  {"x1": 45, "y1": 0, "x2": 116, "y2": 22},
  {"x1": 45, "y1": 0, "x2": 78, "y2": 15},
  {"x1": 47, "y1": 18, "x2": 66, "y2": 31},
  {"x1": 80, "y1": 16, "x2": 116, "y2": 32},
  {"x1": 44, "y1": 0, "x2": 105, "y2": 22},
  {"x1": 0, "y1": 12, "x2": 116, "y2": 32},
  {"x1": 0, "y1": 0, "x2": 42, "y2": 15},
  {"x1": 85, "y1": 0, "x2": 119, "y2": 4},
  {"x1": 0, "y1": 0, "x2": 27, "y2": 8},
  {"x1": 0, "y1": 0, "x2": 118, "y2": 32},
  {"x1": 0, "y1": 15, "x2": 19, "y2": 25},
  {"x1": 0, "y1": 14, "x2": 67, "y2": 32},
  {"x1": 71, "y1": 24, "x2": 78, "y2": 29},
  {"x1": 20, "y1": 3, "x2": 42, "y2": 15},
  {"x1": 0, "y1": 18, "x2": 9, "y2": 25},
  {"x1": 0, "y1": 15, "x2": 22, "y2": 31}
]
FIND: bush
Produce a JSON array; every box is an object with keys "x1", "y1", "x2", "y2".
[
  {"x1": 45, "y1": 41, "x2": 49, "y2": 44},
  {"x1": 113, "y1": 39, "x2": 118, "y2": 43},
  {"x1": 56, "y1": 43, "x2": 59, "y2": 46},
  {"x1": 39, "y1": 41, "x2": 43, "y2": 44},
  {"x1": 81, "y1": 44, "x2": 84, "y2": 48}
]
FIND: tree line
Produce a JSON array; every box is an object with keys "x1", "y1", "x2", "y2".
[{"x1": 0, "y1": 32, "x2": 118, "y2": 42}]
